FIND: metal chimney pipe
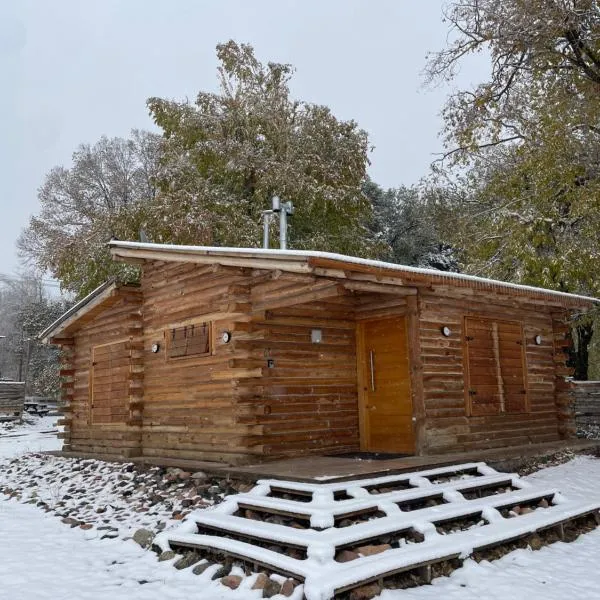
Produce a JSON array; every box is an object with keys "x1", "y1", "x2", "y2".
[
  {"x1": 279, "y1": 207, "x2": 288, "y2": 250},
  {"x1": 262, "y1": 212, "x2": 272, "y2": 249}
]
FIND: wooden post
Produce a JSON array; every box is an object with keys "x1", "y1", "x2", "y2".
[{"x1": 406, "y1": 295, "x2": 426, "y2": 455}]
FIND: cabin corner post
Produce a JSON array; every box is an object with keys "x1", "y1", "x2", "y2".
[
  {"x1": 126, "y1": 304, "x2": 144, "y2": 457},
  {"x1": 552, "y1": 311, "x2": 576, "y2": 439},
  {"x1": 56, "y1": 339, "x2": 75, "y2": 451},
  {"x1": 406, "y1": 295, "x2": 426, "y2": 454}
]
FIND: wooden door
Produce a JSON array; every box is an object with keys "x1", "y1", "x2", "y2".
[{"x1": 358, "y1": 317, "x2": 414, "y2": 453}]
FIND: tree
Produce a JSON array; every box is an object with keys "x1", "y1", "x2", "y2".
[
  {"x1": 427, "y1": 0, "x2": 600, "y2": 377},
  {"x1": 427, "y1": 0, "x2": 600, "y2": 165},
  {"x1": 0, "y1": 275, "x2": 70, "y2": 396},
  {"x1": 19, "y1": 130, "x2": 162, "y2": 297},
  {"x1": 147, "y1": 40, "x2": 376, "y2": 256},
  {"x1": 363, "y1": 179, "x2": 458, "y2": 271}
]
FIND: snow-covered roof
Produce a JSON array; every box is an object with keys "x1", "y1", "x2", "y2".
[{"x1": 109, "y1": 240, "x2": 599, "y2": 307}]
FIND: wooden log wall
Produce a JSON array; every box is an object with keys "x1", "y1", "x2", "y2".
[
  {"x1": 250, "y1": 298, "x2": 360, "y2": 457},
  {"x1": 56, "y1": 258, "x2": 581, "y2": 464},
  {"x1": 137, "y1": 261, "x2": 265, "y2": 464},
  {"x1": 416, "y1": 287, "x2": 572, "y2": 454},
  {"x1": 0, "y1": 381, "x2": 25, "y2": 420},
  {"x1": 59, "y1": 288, "x2": 143, "y2": 457}
]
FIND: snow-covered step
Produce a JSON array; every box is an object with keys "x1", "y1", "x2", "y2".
[{"x1": 156, "y1": 462, "x2": 600, "y2": 600}]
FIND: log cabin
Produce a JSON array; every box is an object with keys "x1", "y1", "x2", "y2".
[{"x1": 40, "y1": 241, "x2": 598, "y2": 465}]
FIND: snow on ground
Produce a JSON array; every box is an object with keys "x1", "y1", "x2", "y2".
[
  {"x1": 0, "y1": 415, "x2": 61, "y2": 458},
  {"x1": 2, "y1": 420, "x2": 600, "y2": 599}
]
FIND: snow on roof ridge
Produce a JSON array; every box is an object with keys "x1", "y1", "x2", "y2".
[{"x1": 108, "y1": 240, "x2": 599, "y2": 304}]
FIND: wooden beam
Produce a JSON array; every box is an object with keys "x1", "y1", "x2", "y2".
[
  {"x1": 406, "y1": 295, "x2": 426, "y2": 454},
  {"x1": 111, "y1": 247, "x2": 312, "y2": 274},
  {"x1": 342, "y1": 281, "x2": 418, "y2": 295}
]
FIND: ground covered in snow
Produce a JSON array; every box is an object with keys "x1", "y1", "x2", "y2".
[{"x1": 2, "y1": 419, "x2": 600, "y2": 599}]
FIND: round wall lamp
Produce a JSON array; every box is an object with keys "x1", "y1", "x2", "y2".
[
  {"x1": 221, "y1": 331, "x2": 232, "y2": 344},
  {"x1": 534, "y1": 334, "x2": 542, "y2": 345},
  {"x1": 151, "y1": 343, "x2": 160, "y2": 353},
  {"x1": 441, "y1": 326, "x2": 452, "y2": 337}
]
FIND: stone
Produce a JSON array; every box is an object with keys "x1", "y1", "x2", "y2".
[
  {"x1": 521, "y1": 507, "x2": 534, "y2": 515},
  {"x1": 79, "y1": 523, "x2": 93, "y2": 530},
  {"x1": 349, "y1": 582, "x2": 382, "y2": 600},
  {"x1": 356, "y1": 544, "x2": 391, "y2": 557},
  {"x1": 178, "y1": 471, "x2": 191, "y2": 481},
  {"x1": 192, "y1": 561, "x2": 211, "y2": 576},
  {"x1": 236, "y1": 482, "x2": 254, "y2": 493},
  {"x1": 251, "y1": 573, "x2": 269, "y2": 590},
  {"x1": 263, "y1": 579, "x2": 281, "y2": 598},
  {"x1": 221, "y1": 575, "x2": 243, "y2": 590},
  {"x1": 132, "y1": 528, "x2": 155, "y2": 549},
  {"x1": 211, "y1": 563, "x2": 232, "y2": 580},
  {"x1": 174, "y1": 553, "x2": 200, "y2": 570},
  {"x1": 511, "y1": 505, "x2": 522, "y2": 515},
  {"x1": 336, "y1": 549, "x2": 360, "y2": 563},
  {"x1": 61, "y1": 517, "x2": 81, "y2": 528},
  {"x1": 538, "y1": 498, "x2": 550, "y2": 508},
  {"x1": 158, "y1": 550, "x2": 177, "y2": 562},
  {"x1": 245, "y1": 509, "x2": 262, "y2": 520},
  {"x1": 281, "y1": 579, "x2": 296, "y2": 597},
  {"x1": 191, "y1": 471, "x2": 207, "y2": 481},
  {"x1": 529, "y1": 534, "x2": 544, "y2": 551}
]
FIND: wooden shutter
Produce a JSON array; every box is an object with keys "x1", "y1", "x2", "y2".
[
  {"x1": 465, "y1": 318, "x2": 527, "y2": 416},
  {"x1": 167, "y1": 323, "x2": 211, "y2": 359},
  {"x1": 465, "y1": 318, "x2": 501, "y2": 415},
  {"x1": 497, "y1": 320, "x2": 527, "y2": 413},
  {"x1": 90, "y1": 340, "x2": 130, "y2": 424}
]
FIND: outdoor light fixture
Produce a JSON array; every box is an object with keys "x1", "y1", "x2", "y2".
[
  {"x1": 441, "y1": 326, "x2": 452, "y2": 337},
  {"x1": 311, "y1": 329, "x2": 322, "y2": 344},
  {"x1": 221, "y1": 331, "x2": 232, "y2": 344},
  {"x1": 151, "y1": 343, "x2": 160, "y2": 353},
  {"x1": 534, "y1": 334, "x2": 543, "y2": 345}
]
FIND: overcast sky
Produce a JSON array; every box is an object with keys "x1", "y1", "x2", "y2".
[{"x1": 0, "y1": 0, "x2": 488, "y2": 282}]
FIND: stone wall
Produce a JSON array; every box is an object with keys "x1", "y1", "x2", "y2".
[{"x1": 573, "y1": 381, "x2": 600, "y2": 432}]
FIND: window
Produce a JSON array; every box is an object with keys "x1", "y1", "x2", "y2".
[
  {"x1": 464, "y1": 317, "x2": 528, "y2": 416},
  {"x1": 167, "y1": 322, "x2": 211, "y2": 359}
]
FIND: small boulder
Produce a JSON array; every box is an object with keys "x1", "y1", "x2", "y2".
[
  {"x1": 174, "y1": 553, "x2": 200, "y2": 570},
  {"x1": 349, "y1": 582, "x2": 382, "y2": 600},
  {"x1": 221, "y1": 575, "x2": 243, "y2": 590},
  {"x1": 281, "y1": 579, "x2": 296, "y2": 597},
  {"x1": 192, "y1": 561, "x2": 211, "y2": 576},
  {"x1": 133, "y1": 528, "x2": 154, "y2": 549},
  {"x1": 252, "y1": 573, "x2": 269, "y2": 590},
  {"x1": 263, "y1": 579, "x2": 281, "y2": 598},
  {"x1": 336, "y1": 549, "x2": 360, "y2": 563},
  {"x1": 191, "y1": 471, "x2": 207, "y2": 482},
  {"x1": 211, "y1": 563, "x2": 232, "y2": 580},
  {"x1": 356, "y1": 544, "x2": 391, "y2": 557},
  {"x1": 158, "y1": 550, "x2": 177, "y2": 562},
  {"x1": 529, "y1": 534, "x2": 544, "y2": 551}
]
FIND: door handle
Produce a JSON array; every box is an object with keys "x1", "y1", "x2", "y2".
[{"x1": 369, "y1": 350, "x2": 375, "y2": 392}]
